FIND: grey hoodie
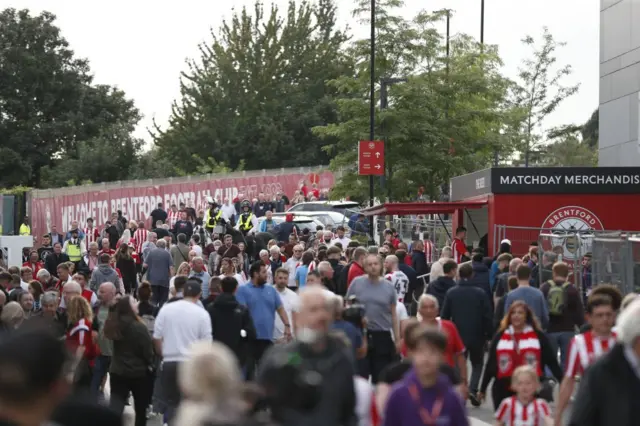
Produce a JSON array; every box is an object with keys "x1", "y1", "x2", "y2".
[{"x1": 89, "y1": 264, "x2": 119, "y2": 292}]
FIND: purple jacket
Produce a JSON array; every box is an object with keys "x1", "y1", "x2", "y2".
[{"x1": 383, "y1": 368, "x2": 469, "y2": 426}]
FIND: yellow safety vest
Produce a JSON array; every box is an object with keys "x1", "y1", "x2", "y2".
[
  {"x1": 19, "y1": 224, "x2": 30, "y2": 236},
  {"x1": 205, "y1": 209, "x2": 223, "y2": 229},
  {"x1": 239, "y1": 213, "x2": 254, "y2": 231},
  {"x1": 66, "y1": 242, "x2": 82, "y2": 262}
]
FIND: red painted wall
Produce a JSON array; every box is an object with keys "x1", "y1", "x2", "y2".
[{"x1": 491, "y1": 193, "x2": 640, "y2": 256}]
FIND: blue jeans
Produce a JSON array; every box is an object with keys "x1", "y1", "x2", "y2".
[
  {"x1": 548, "y1": 331, "x2": 575, "y2": 370},
  {"x1": 90, "y1": 355, "x2": 111, "y2": 395}
]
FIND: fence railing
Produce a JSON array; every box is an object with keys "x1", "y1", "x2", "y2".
[{"x1": 494, "y1": 224, "x2": 640, "y2": 296}]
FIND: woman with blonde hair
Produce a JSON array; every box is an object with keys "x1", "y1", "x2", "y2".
[
  {"x1": 175, "y1": 341, "x2": 250, "y2": 426},
  {"x1": 117, "y1": 229, "x2": 132, "y2": 249},
  {"x1": 65, "y1": 296, "x2": 99, "y2": 389},
  {"x1": 479, "y1": 300, "x2": 562, "y2": 410},
  {"x1": 169, "y1": 262, "x2": 191, "y2": 298}
]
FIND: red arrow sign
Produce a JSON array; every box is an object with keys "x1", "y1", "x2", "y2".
[{"x1": 358, "y1": 141, "x2": 385, "y2": 176}]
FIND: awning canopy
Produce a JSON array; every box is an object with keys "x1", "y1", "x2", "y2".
[{"x1": 359, "y1": 200, "x2": 488, "y2": 216}]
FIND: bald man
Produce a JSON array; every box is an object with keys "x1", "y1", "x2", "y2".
[
  {"x1": 258, "y1": 286, "x2": 356, "y2": 425},
  {"x1": 384, "y1": 255, "x2": 409, "y2": 305}
]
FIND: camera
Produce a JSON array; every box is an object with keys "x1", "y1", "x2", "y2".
[{"x1": 343, "y1": 295, "x2": 366, "y2": 330}]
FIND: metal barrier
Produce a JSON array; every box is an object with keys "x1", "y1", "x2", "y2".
[
  {"x1": 495, "y1": 224, "x2": 640, "y2": 296},
  {"x1": 376, "y1": 216, "x2": 452, "y2": 262}
]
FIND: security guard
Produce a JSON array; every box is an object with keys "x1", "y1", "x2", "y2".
[
  {"x1": 203, "y1": 196, "x2": 228, "y2": 235},
  {"x1": 63, "y1": 229, "x2": 85, "y2": 265},
  {"x1": 235, "y1": 199, "x2": 258, "y2": 235},
  {"x1": 19, "y1": 216, "x2": 31, "y2": 236}
]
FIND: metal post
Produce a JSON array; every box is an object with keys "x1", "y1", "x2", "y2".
[
  {"x1": 494, "y1": 149, "x2": 499, "y2": 166},
  {"x1": 379, "y1": 77, "x2": 407, "y2": 204},
  {"x1": 480, "y1": 0, "x2": 485, "y2": 44},
  {"x1": 368, "y1": 0, "x2": 376, "y2": 245}
]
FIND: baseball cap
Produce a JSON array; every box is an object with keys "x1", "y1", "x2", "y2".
[
  {"x1": 184, "y1": 279, "x2": 202, "y2": 298},
  {"x1": 500, "y1": 239, "x2": 511, "y2": 246}
]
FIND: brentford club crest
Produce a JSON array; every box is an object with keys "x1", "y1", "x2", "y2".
[
  {"x1": 541, "y1": 206, "x2": 604, "y2": 261},
  {"x1": 498, "y1": 353, "x2": 512, "y2": 374},
  {"x1": 525, "y1": 352, "x2": 538, "y2": 369}
]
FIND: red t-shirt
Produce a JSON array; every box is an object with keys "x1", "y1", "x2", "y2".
[
  {"x1": 22, "y1": 261, "x2": 44, "y2": 275},
  {"x1": 66, "y1": 319, "x2": 99, "y2": 366},
  {"x1": 452, "y1": 238, "x2": 467, "y2": 263},
  {"x1": 399, "y1": 319, "x2": 464, "y2": 367},
  {"x1": 438, "y1": 319, "x2": 465, "y2": 367},
  {"x1": 347, "y1": 262, "x2": 366, "y2": 287}
]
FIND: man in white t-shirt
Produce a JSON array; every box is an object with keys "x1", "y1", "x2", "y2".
[
  {"x1": 272, "y1": 267, "x2": 299, "y2": 343},
  {"x1": 331, "y1": 225, "x2": 351, "y2": 248},
  {"x1": 153, "y1": 280, "x2": 212, "y2": 423},
  {"x1": 284, "y1": 244, "x2": 303, "y2": 290},
  {"x1": 384, "y1": 255, "x2": 409, "y2": 303}
]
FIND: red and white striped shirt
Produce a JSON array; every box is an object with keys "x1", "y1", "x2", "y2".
[
  {"x1": 423, "y1": 239, "x2": 435, "y2": 263},
  {"x1": 132, "y1": 228, "x2": 148, "y2": 254},
  {"x1": 83, "y1": 227, "x2": 100, "y2": 245},
  {"x1": 167, "y1": 210, "x2": 180, "y2": 228},
  {"x1": 565, "y1": 331, "x2": 616, "y2": 377},
  {"x1": 496, "y1": 396, "x2": 550, "y2": 426}
]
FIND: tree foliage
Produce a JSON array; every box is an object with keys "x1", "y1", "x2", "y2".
[
  {"x1": 0, "y1": 8, "x2": 143, "y2": 188},
  {"x1": 152, "y1": 0, "x2": 352, "y2": 172},
  {"x1": 509, "y1": 27, "x2": 580, "y2": 165},
  {"x1": 313, "y1": 1, "x2": 513, "y2": 201}
]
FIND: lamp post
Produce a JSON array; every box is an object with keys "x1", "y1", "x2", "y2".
[
  {"x1": 368, "y1": 0, "x2": 376, "y2": 245},
  {"x1": 380, "y1": 77, "x2": 408, "y2": 202},
  {"x1": 480, "y1": 0, "x2": 485, "y2": 44}
]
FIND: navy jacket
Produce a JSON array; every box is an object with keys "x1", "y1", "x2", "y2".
[
  {"x1": 470, "y1": 261, "x2": 494, "y2": 311},
  {"x1": 441, "y1": 280, "x2": 493, "y2": 348}
]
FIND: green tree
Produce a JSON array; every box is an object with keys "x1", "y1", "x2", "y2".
[
  {"x1": 314, "y1": 2, "x2": 513, "y2": 201},
  {"x1": 152, "y1": 0, "x2": 351, "y2": 172},
  {"x1": 39, "y1": 85, "x2": 143, "y2": 187},
  {"x1": 510, "y1": 27, "x2": 580, "y2": 166},
  {"x1": 0, "y1": 9, "x2": 142, "y2": 188}
]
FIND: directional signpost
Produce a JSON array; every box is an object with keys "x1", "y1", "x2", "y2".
[{"x1": 358, "y1": 140, "x2": 385, "y2": 176}]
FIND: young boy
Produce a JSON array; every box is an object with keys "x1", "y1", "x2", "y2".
[{"x1": 496, "y1": 365, "x2": 551, "y2": 426}]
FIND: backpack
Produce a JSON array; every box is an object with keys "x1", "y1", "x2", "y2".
[{"x1": 546, "y1": 280, "x2": 571, "y2": 315}]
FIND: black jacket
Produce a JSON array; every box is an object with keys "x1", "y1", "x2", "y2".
[
  {"x1": 275, "y1": 221, "x2": 299, "y2": 243},
  {"x1": 569, "y1": 344, "x2": 640, "y2": 426},
  {"x1": 410, "y1": 250, "x2": 429, "y2": 277},
  {"x1": 109, "y1": 316, "x2": 154, "y2": 378},
  {"x1": 207, "y1": 293, "x2": 256, "y2": 365},
  {"x1": 469, "y1": 261, "x2": 493, "y2": 312},
  {"x1": 327, "y1": 259, "x2": 345, "y2": 295},
  {"x1": 398, "y1": 263, "x2": 418, "y2": 306},
  {"x1": 45, "y1": 253, "x2": 70, "y2": 277},
  {"x1": 425, "y1": 276, "x2": 456, "y2": 313},
  {"x1": 441, "y1": 280, "x2": 493, "y2": 348}
]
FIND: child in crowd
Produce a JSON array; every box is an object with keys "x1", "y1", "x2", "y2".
[{"x1": 496, "y1": 365, "x2": 552, "y2": 426}]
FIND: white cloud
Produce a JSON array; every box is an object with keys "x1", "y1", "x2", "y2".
[{"x1": 2, "y1": 0, "x2": 598, "y2": 143}]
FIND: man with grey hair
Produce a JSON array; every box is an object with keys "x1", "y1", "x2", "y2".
[
  {"x1": 284, "y1": 244, "x2": 303, "y2": 290},
  {"x1": 317, "y1": 260, "x2": 335, "y2": 291},
  {"x1": 495, "y1": 257, "x2": 523, "y2": 301},
  {"x1": 141, "y1": 231, "x2": 157, "y2": 263},
  {"x1": 189, "y1": 256, "x2": 211, "y2": 300},
  {"x1": 258, "y1": 287, "x2": 356, "y2": 425},
  {"x1": 569, "y1": 298, "x2": 640, "y2": 426},
  {"x1": 429, "y1": 246, "x2": 453, "y2": 281},
  {"x1": 144, "y1": 239, "x2": 174, "y2": 306}
]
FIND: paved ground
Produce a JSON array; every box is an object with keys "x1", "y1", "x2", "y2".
[{"x1": 119, "y1": 356, "x2": 573, "y2": 426}]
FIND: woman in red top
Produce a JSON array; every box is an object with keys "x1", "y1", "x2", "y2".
[
  {"x1": 66, "y1": 296, "x2": 99, "y2": 389},
  {"x1": 479, "y1": 301, "x2": 562, "y2": 410}
]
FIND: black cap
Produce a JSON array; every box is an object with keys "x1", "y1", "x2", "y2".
[{"x1": 184, "y1": 279, "x2": 202, "y2": 298}]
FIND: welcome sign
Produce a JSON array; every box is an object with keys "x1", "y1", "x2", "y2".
[{"x1": 491, "y1": 167, "x2": 640, "y2": 194}]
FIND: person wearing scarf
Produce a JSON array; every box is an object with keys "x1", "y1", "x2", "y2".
[{"x1": 479, "y1": 300, "x2": 563, "y2": 410}]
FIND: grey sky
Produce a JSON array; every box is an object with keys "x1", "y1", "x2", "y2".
[{"x1": 4, "y1": 0, "x2": 599, "y2": 143}]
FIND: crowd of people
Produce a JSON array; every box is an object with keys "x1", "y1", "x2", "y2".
[{"x1": 0, "y1": 201, "x2": 639, "y2": 426}]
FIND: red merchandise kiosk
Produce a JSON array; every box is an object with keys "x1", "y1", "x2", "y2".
[{"x1": 448, "y1": 167, "x2": 640, "y2": 257}]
